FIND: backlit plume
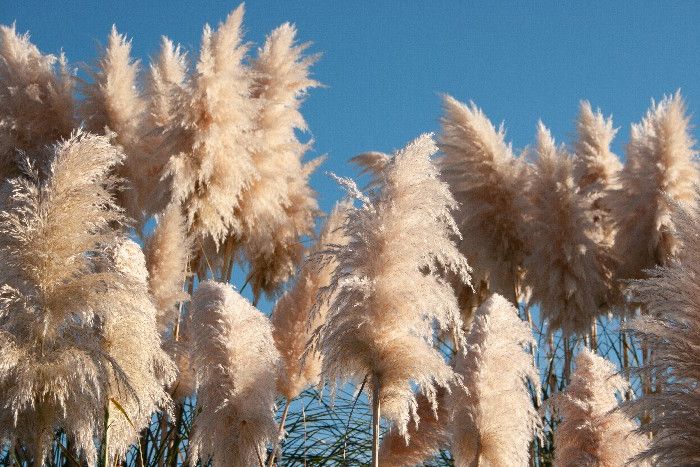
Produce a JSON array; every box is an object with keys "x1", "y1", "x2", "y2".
[
  {"x1": 439, "y1": 95, "x2": 529, "y2": 303},
  {"x1": 0, "y1": 132, "x2": 175, "y2": 463},
  {"x1": 237, "y1": 22, "x2": 322, "y2": 298},
  {"x1": 165, "y1": 4, "x2": 257, "y2": 245},
  {"x1": 523, "y1": 123, "x2": 614, "y2": 335},
  {"x1": 272, "y1": 201, "x2": 348, "y2": 400},
  {"x1": 551, "y1": 348, "x2": 647, "y2": 467},
  {"x1": 317, "y1": 133, "x2": 471, "y2": 438},
  {"x1": 449, "y1": 294, "x2": 540, "y2": 467},
  {"x1": 605, "y1": 92, "x2": 698, "y2": 280},
  {"x1": 189, "y1": 281, "x2": 279, "y2": 467},
  {"x1": 0, "y1": 24, "x2": 74, "y2": 181}
]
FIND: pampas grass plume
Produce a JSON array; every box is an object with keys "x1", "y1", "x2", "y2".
[
  {"x1": 449, "y1": 294, "x2": 540, "y2": 467},
  {"x1": 189, "y1": 281, "x2": 279, "y2": 467}
]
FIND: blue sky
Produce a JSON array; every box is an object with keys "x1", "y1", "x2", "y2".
[{"x1": 4, "y1": 1, "x2": 700, "y2": 213}]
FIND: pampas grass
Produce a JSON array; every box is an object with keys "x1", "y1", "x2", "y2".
[
  {"x1": 523, "y1": 123, "x2": 614, "y2": 336},
  {"x1": 189, "y1": 281, "x2": 279, "y2": 467},
  {"x1": 573, "y1": 101, "x2": 621, "y2": 245},
  {"x1": 606, "y1": 92, "x2": 698, "y2": 281},
  {"x1": 448, "y1": 294, "x2": 540, "y2": 467},
  {"x1": 0, "y1": 131, "x2": 175, "y2": 463},
  {"x1": 237, "y1": 22, "x2": 321, "y2": 299},
  {"x1": 317, "y1": 134, "x2": 470, "y2": 446},
  {"x1": 81, "y1": 26, "x2": 148, "y2": 222},
  {"x1": 0, "y1": 24, "x2": 74, "y2": 181},
  {"x1": 164, "y1": 4, "x2": 257, "y2": 245},
  {"x1": 272, "y1": 202, "x2": 348, "y2": 401},
  {"x1": 439, "y1": 95, "x2": 529, "y2": 302},
  {"x1": 550, "y1": 348, "x2": 647, "y2": 467},
  {"x1": 627, "y1": 196, "x2": 700, "y2": 465},
  {"x1": 144, "y1": 203, "x2": 191, "y2": 333}
]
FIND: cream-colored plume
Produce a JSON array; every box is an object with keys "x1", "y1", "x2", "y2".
[
  {"x1": 439, "y1": 95, "x2": 529, "y2": 302},
  {"x1": 573, "y1": 101, "x2": 622, "y2": 250},
  {"x1": 189, "y1": 281, "x2": 279, "y2": 467},
  {"x1": 551, "y1": 348, "x2": 647, "y2": 467},
  {"x1": 271, "y1": 201, "x2": 348, "y2": 400},
  {"x1": 81, "y1": 26, "x2": 148, "y2": 221},
  {"x1": 0, "y1": 24, "x2": 74, "y2": 181},
  {"x1": 237, "y1": 22, "x2": 321, "y2": 299},
  {"x1": 522, "y1": 123, "x2": 614, "y2": 335},
  {"x1": 0, "y1": 132, "x2": 175, "y2": 463},
  {"x1": 142, "y1": 36, "x2": 190, "y2": 215},
  {"x1": 449, "y1": 294, "x2": 540, "y2": 467},
  {"x1": 627, "y1": 195, "x2": 700, "y2": 465},
  {"x1": 164, "y1": 4, "x2": 257, "y2": 245},
  {"x1": 144, "y1": 203, "x2": 192, "y2": 333},
  {"x1": 317, "y1": 134, "x2": 471, "y2": 438},
  {"x1": 378, "y1": 387, "x2": 450, "y2": 466},
  {"x1": 605, "y1": 92, "x2": 698, "y2": 280}
]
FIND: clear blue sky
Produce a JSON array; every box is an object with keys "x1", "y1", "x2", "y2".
[{"x1": 3, "y1": 1, "x2": 699, "y2": 215}]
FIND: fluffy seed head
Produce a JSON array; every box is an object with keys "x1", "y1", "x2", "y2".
[
  {"x1": 318, "y1": 133, "x2": 470, "y2": 438},
  {"x1": 189, "y1": 281, "x2": 279, "y2": 467},
  {"x1": 449, "y1": 294, "x2": 540, "y2": 467},
  {"x1": 551, "y1": 348, "x2": 648, "y2": 467}
]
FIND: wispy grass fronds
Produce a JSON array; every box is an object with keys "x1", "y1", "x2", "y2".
[
  {"x1": 189, "y1": 281, "x2": 279, "y2": 467},
  {"x1": 272, "y1": 202, "x2": 348, "y2": 400},
  {"x1": 238, "y1": 22, "x2": 322, "y2": 298},
  {"x1": 0, "y1": 131, "x2": 175, "y2": 463},
  {"x1": 317, "y1": 134, "x2": 470, "y2": 438},
  {"x1": 439, "y1": 95, "x2": 529, "y2": 302},
  {"x1": 449, "y1": 294, "x2": 540, "y2": 467},
  {"x1": 573, "y1": 102, "x2": 621, "y2": 255},
  {"x1": 627, "y1": 196, "x2": 700, "y2": 465},
  {"x1": 0, "y1": 23, "x2": 74, "y2": 180},
  {"x1": 144, "y1": 203, "x2": 191, "y2": 333},
  {"x1": 378, "y1": 386, "x2": 450, "y2": 466},
  {"x1": 142, "y1": 37, "x2": 190, "y2": 215},
  {"x1": 606, "y1": 92, "x2": 698, "y2": 280},
  {"x1": 523, "y1": 123, "x2": 614, "y2": 335},
  {"x1": 81, "y1": 26, "x2": 147, "y2": 221},
  {"x1": 165, "y1": 4, "x2": 257, "y2": 245},
  {"x1": 550, "y1": 348, "x2": 647, "y2": 467}
]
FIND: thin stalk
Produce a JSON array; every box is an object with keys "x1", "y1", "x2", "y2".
[
  {"x1": 371, "y1": 374, "x2": 381, "y2": 467},
  {"x1": 563, "y1": 336, "x2": 572, "y2": 385},
  {"x1": 267, "y1": 399, "x2": 291, "y2": 467},
  {"x1": 100, "y1": 402, "x2": 110, "y2": 467},
  {"x1": 167, "y1": 404, "x2": 184, "y2": 467},
  {"x1": 589, "y1": 316, "x2": 598, "y2": 352}
]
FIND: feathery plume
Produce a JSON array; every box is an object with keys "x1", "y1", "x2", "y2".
[
  {"x1": 448, "y1": 294, "x2": 540, "y2": 467},
  {"x1": 378, "y1": 387, "x2": 450, "y2": 467},
  {"x1": 522, "y1": 123, "x2": 614, "y2": 335},
  {"x1": 189, "y1": 281, "x2": 279, "y2": 467},
  {"x1": 0, "y1": 132, "x2": 175, "y2": 463},
  {"x1": 81, "y1": 26, "x2": 148, "y2": 221},
  {"x1": 147, "y1": 37, "x2": 188, "y2": 131},
  {"x1": 271, "y1": 202, "x2": 348, "y2": 400},
  {"x1": 573, "y1": 101, "x2": 622, "y2": 248},
  {"x1": 0, "y1": 24, "x2": 74, "y2": 180},
  {"x1": 144, "y1": 203, "x2": 191, "y2": 333},
  {"x1": 237, "y1": 22, "x2": 321, "y2": 298},
  {"x1": 142, "y1": 37, "x2": 190, "y2": 214},
  {"x1": 165, "y1": 4, "x2": 257, "y2": 245},
  {"x1": 317, "y1": 134, "x2": 471, "y2": 438},
  {"x1": 605, "y1": 92, "x2": 698, "y2": 280},
  {"x1": 551, "y1": 348, "x2": 647, "y2": 467},
  {"x1": 626, "y1": 195, "x2": 700, "y2": 465},
  {"x1": 439, "y1": 95, "x2": 529, "y2": 302}
]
